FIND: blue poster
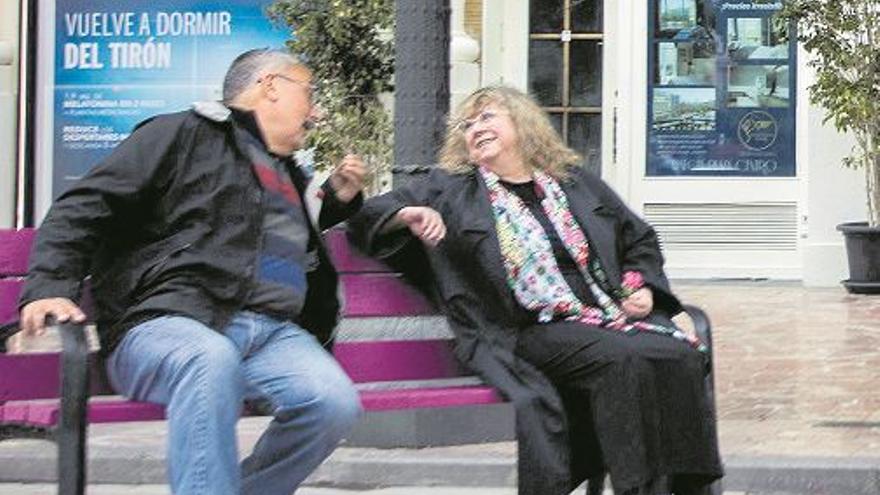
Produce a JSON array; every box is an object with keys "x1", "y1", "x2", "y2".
[
  {"x1": 52, "y1": 0, "x2": 290, "y2": 196},
  {"x1": 647, "y1": 0, "x2": 796, "y2": 176}
]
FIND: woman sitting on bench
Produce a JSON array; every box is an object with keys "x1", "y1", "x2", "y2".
[{"x1": 348, "y1": 86, "x2": 723, "y2": 495}]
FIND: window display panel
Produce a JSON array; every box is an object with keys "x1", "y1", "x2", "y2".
[{"x1": 646, "y1": 0, "x2": 796, "y2": 177}]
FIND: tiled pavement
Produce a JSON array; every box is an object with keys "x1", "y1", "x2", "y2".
[
  {"x1": 2, "y1": 281, "x2": 879, "y2": 494},
  {"x1": 675, "y1": 282, "x2": 880, "y2": 458}
]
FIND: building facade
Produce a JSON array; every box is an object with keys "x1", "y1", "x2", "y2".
[{"x1": 0, "y1": 0, "x2": 868, "y2": 286}]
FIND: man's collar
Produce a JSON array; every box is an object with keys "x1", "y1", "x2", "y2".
[
  {"x1": 191, "y1": 100, "x2": 231, "y2": 122},
  {"x1": 192, "y1": 101, "x2": 296, "y2": 162}
]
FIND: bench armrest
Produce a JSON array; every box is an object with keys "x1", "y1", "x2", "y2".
[
  {"x1": 56, "y1": 321, "x2": 90, "y2": 494},
  {"x1": 0, "y1": 321, "x2": 22, "y2": 353},
  {"x1": 681, "y1": 304, "x2": 712, "y2": 350}
]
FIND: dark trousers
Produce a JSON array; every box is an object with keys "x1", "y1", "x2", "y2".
[{"x1": 515, "y1": 320, "x2": 722, "y2": 495}]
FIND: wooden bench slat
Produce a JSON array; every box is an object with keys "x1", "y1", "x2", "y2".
[
  {"x1": 0, "y1": 279, "x2": 24, "y2": 324},
  {"x1": 326, "y1": 229, "x2": 392, "y2": 273},
  {"x1": 3, "y1": 275, "x2": 434, "y2": 321},
  {"x1": 335, "y1": 340, "x2": 466, "y2": 382},
  {"x1": 1, "y1": 339, "x2": 468, "y2": 402},
  {"x1": 359, "y1": 386, "x2": 503, "y2": 411},
  {"x1": 0, "y1": 352, "x2": 112, "y2": 402},
  {"x1": 1, "y1": 353, "x2": 66, "y2": 401},
  {"x1": 341, "y1": 274, "x2": 436, "y2": 317},
  {"x1": 0, "y1": 230, "x2": 35, "y2": 276},
  {"x1": 0, "y1": 384, "x2": 504, "y2": 429}
]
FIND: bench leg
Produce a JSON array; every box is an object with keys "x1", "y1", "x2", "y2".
[
  {"x1": 57, "y1": 322, "x2": 90, "y2": 495},
  {"x1": 585, "y1": 474, "x2": 605, "y2": 494},
  {"x1": 683, "y1": 305, "x2": 724, "y2": 495}
]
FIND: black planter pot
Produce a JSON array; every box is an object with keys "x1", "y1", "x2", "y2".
[{"x1": 837, "y1": 222, "x2": 880, "y2": 294}]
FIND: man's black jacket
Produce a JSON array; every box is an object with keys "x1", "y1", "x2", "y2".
[{"x1": 19, "y1": 105, "x2": 362, "y2": 354}]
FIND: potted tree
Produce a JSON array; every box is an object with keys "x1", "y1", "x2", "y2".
[
  {"x1": 777, "y1": 1, "x2": 880, "y2": 293},
  {"x1": 269, "y1": 0, "x2": 394, "y2": 195}
]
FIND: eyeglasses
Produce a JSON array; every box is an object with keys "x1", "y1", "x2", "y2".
[
  {"x1": 261, "y1": 73, "x2": 320, "y2": 103},
  {"x1": 458, "y1": 110, "x2": 503, "y2": 132}
]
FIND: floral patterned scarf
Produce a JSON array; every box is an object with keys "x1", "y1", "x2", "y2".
[{"x1": 480, "y1": 166, "x2": 706, "y2": 352}]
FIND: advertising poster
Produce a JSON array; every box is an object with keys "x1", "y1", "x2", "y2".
[
  {"x1": 647, "y1": 0, "x2": 796, "y2": 176},
  {"x1": 49, "y1": 0, "x2": 289, "y2": 197}
]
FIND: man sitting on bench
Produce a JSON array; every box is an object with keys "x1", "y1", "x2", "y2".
[{"x1": 18, "y1": 48, "x2": 365, "y2": 495}]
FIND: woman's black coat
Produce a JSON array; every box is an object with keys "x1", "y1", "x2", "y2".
[{"x1": 347, "y1": 166, "x2": 682, "y2": 495}]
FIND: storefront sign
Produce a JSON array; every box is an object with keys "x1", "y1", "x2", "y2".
[
  {"x1": 46, "y1": 0, "x2": 289, "y2": 198},
  {"x1": 647, "y1": 0, "x2": 796, "y2": 176}
]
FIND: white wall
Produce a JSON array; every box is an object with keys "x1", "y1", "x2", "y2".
[
  {"x1": 480, "y1": 0, "x2": 528, "y2": 89},
  {"x1": 798, "y1": 46, "x2": 867, "y2": 286},
  {"x1": 0, "y1": 1, "x2": 20, "y2": 228}
]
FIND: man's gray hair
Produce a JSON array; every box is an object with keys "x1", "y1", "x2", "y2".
[{"x1": 222, "y1": 48, "x2": 304, "y2": 103}]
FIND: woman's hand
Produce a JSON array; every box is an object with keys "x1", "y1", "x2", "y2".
[
  {"x1": 621, "y1": 287, "x2": 653, "y2": 319},
  {"x1": 396, "y1": 206, "x2": 446, "y2": 247}
]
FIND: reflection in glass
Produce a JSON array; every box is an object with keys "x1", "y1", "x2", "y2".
[
  {"x1": 571, "y1": 0, "x2": 603, "y2": 32},
  {"x1": 652, "y1": 88, "x2": 716, "y2": 131},
  {"x1": 658, "y1": 0, "x2": 697, "y2": 32},
  {"x1": 569, "y1": 114, "x2": 601, "y2": 174},
  {"x1": 727, "y1": 17, "x2": 789, "y2": 60},
  {"x1": 570, "y1": 41, "x2": 602, "y2": 107},
  {"x1": 528, "y1": 41, "x2": 564, "y2": 106},
  {"x1": 530, "y1": 0, "x2": 564, "y2": 33},
  {"x1": 654, "y1": 41, "x2": 716, "y2": 85},
  {"x1": 656, "y1": 0, "x2": 717, "y2": 41},
  {"x1": 548, "y1": 113, "x2": 564, "y2": 137},
  {"x1": 726, "y1": 65, "x2": 789, "y2": 108}
]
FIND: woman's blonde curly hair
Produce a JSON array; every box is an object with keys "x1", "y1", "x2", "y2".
[{"x1": 439, "y1": 86, "x2": 581, "y2": 179}]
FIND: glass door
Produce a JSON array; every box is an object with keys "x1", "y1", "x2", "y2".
[{"x1": 528, "y1": 0, "x2": 604, "y2": 173}]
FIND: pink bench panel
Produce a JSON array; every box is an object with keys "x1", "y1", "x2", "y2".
[
  {"x1": 2, "y1": 339, "x2": 468, "y2": 402},
  {"x1": 0, "y1": 279, "x2": 23, "y2": 325},
  {"x1": 1, "y1": 228, "x2": 384, "y2": 275},
  {"x1": 334, "y1": 340, "x2": 467, "y2": 382},
  {"x1": 325, "y1": 229, "x2": 391, "y2": 273},
  {"x1": 0, "y1": 352, "x2": 113, "y2": 402},
  {"x1": 0, "y1": 385, "x2": 504, "y2": 428},
  {"x1": 358, "y1": 386, "x2": 503, "y2": 411},
  {"x1": 341, "y1": 274, "x2": 435, "y2": 317},
  {"x1": 0, "y1": 229, "x2": 35, "y2": 276},
  {"x1": 0, "y1": 353, "x2": 66, "y2": 401}
]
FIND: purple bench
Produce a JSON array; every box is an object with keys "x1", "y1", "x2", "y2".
[
  {"x1": 0, "y1": 228, "x2": 503, "y2": 494},
  {"x1": 0, "y1": 228, "x2": 718, "y2": 495}
]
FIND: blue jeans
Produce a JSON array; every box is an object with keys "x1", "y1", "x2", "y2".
[{"x1": 107, "y1": 311, "x2": 362, "y2": 495}]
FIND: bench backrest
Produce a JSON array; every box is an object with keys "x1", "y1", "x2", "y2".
[
  {"x1": 0, "y1": 229, "x2": 35, "y2": 326},
  {"x1": 0, "y1": 228, "x2": 465, "y2": 403}
]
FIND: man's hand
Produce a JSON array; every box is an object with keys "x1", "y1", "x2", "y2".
[
  {"x1": 621, "y1": 287, "x2": 653, "y2": 320},
  {"x1": 20, "y1": 298, "x2": 86, "y2": 336},
  {"x1": 328, "y1": 154, "x2": 367, "y2": 203},
  {"x1": 396, "y1": 206, "x2": 446, "y2": 247}
]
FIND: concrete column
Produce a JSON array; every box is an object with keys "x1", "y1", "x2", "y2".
[
  {"x1": 0, "y1": 1, "x2": 20, "y2": 228},
  {"x1": 449, "y1": 0, "x2": 480, "y2": 110}
]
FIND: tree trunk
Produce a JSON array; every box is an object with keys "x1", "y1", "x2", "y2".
[{"x1": 867, "y1": 149, "x2": 880, "y2": 228}]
